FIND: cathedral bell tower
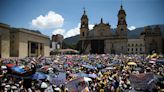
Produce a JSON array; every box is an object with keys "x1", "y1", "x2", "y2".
[
  {"x1": 80, "y1": 8, "x2": 89, "y2": 38},
  {"x1": 117, "y1": 4, "x2": 127, "y2": 36}
]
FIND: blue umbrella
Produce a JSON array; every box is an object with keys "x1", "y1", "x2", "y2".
[
  {"x1": 32, "y1": 72, "x2": 47, "y2": 80},
  {"x1": 96, "y1": 64, "x2": 104, "y2": 68},
  {"x1": 156, "y1": 59, "x2": 164, "y2": 65},
  {"x1": 76, "y1": 72, "x2": 88, "y2": 77},
  {"x1": 82, "y1": 65, "x2": 97, "y2": 69},
  {"x1": 11, "y1": 66, "x2": 26, "y2": 73}
]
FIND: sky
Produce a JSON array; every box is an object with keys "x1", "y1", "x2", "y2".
[{"x1": 0, "y1": 0, "x2": 164, "y2": 38}]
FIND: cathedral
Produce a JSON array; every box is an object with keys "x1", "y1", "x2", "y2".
[{"x1": 79, "y1": 5, "x2": 128, "y2": 54}]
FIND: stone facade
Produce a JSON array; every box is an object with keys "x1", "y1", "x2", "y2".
[
  {"x1": 0, "y1": 23, "x2": 50, "y2": 58},
  {"x1": 140, "y1": 25, "x2": 163, "y2": 54},
  {"x1": 127, "y1": 39, "x2": 145, "y2": 54},
  {"x1": 0, "y1": 23, "x2": 10, "y2": 58},
  {"x1": 79, "y1": 5, "x2": 128, "y2": 54}
]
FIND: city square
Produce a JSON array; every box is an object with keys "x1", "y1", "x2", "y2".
[{"x1": 0, "y1": 0, "x2": 164, "y2": 92}]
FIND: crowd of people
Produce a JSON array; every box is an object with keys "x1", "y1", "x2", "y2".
[{"x1": 0, "y1": 53, "x2": 164, "y2": 92}]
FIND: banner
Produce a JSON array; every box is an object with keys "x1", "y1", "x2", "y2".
[
  {"x1": 130, "y1": 73, "x2": 155, "y2": 91},
  {"x1": 48, "y1": 72, "x2": 66, "y2": 86},
  {"x1": 66, "y1": 77, "x2": 88, "y2": 92}
]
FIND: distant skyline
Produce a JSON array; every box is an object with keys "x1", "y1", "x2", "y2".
[{"x1": 0, "y1": 0, "x2": 164, "y2": 38}]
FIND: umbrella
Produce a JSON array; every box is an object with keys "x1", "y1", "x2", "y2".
[
  {"x1": 83, "y1": 77, "x2": 92, "y2": 82},
  {"x1": 149, "y1": 60, "x2": 155, "y2": 64},
  {"x1": 41, "y1": 82, "x2": 48, "y2": 88},
  {"x1": 156, "y1": 59, "x2": 164, "y2": 65},
  {"x1": 96, "y1": 64, "x2": 104, "y2": 68},
  {"x1": 54, "y1": 88, "x2": 61, "y2": 91},
  {"x1": 82, "y1": 65, "x2": 97, "y2": 69},
  {"x1": 11, "y1": 66, "x2": 26, "y2": 73},
  {"x1": 1, "y1": 66, "x2": 7, "y2": 69},
  {"x1": 128, "y1": 62, "x2": 137, "y2": 66},
  {"x1": 105, "y1": 66, "x2": 115, "y2": 70},
  {"x1": 65, "y1": 62, "x2": 73, "y2": 65},
  {"x1": 6, "y1": 64, "x2": 15, "y2": 68},
  {"x1": 76, "y1": 73, "x2": 88, "y2": 77},
  {"x1": 88, "y1": 74, "x2": 97, "y2": 78},
  {"x1": 32, "y1": 72, "x2": 47, "y2": 80}
]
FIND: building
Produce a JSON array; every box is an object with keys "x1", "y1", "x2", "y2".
[
  {"x1": 0, "y1": 23, "x2": 50, "y2": 58},
  {"x1": 79, "y1": 5, "x2": 128, "y2": 54},
  {"x1": 140, "y1": 25, "x2": 163, "y2": 54},
  {"x1": 127, "y1": 39, "x2": 145, "y2": 54},
  {"x1": 79, "y1": 5, "x2": 163, "y2": 54},
  {"x1": 50, "y1": 34, "x2": 64, "y2": 50}
]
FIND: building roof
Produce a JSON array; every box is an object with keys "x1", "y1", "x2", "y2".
[{"x1": 11, "y1": 28, "x2": 49, "y2": 39}]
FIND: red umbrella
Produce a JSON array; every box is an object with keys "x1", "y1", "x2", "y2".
[
  {"x1": 65, "y1": 62, "x2": 73, "y2": 65},
  {"x1": 6, "y1": 64, "x2": 15, "y2": 68}
]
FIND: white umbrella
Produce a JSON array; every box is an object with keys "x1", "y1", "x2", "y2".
[
  {"x1": 54, "y1": 87, "x2": 61, "y2": 91},
  {"x1": 41, "y1": 82, "x2": 48, "y2": 88},
  {"x1": 105, "y1": 67, "x2": 114, "y2": 70},
  {"x1": 5, "y1": 85, "x2": 10, "y2": 88},
  {"x1": 1, "y1": 66, "x2": 7, "y2": 69},
  {"x1": 11, "y1": 86, "x2": 17, "y2": 90},
  {"x1": 84, "y1": 77, "x2": 92, "y2": 82}
]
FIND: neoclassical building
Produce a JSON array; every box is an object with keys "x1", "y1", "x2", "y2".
[
  {"x1": 0, "y1": 23, "x2": 50, "y2": 58},
  {"x1": 79, "y1": 5, "x2": 128, "y2": 54}
]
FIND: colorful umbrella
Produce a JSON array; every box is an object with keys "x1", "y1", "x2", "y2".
[
  {"x1": 11, "y1": 66, "x2": 26, "y2": 73},
  {"x1": 6, "y1": 64, "x2": 15, "y2": 68},
  {"x1": 127, "y1": 62, "x2": 137, "y2": 66}
]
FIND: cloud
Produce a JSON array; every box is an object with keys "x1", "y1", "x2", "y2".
[
  {"x1": 52, "y1": 29, "x2": 66, "y2": 36},
  {"x1": 128, "y1": 26, "x2": 136, "y2": 31},
  {"x1": 65, "y1": 23, "x2": 94, "y2": 38},
  {"x1": 32, "y1": 11, "x2": 64, "y2": 29},
  {"x1": 52, "y1": 23, "x2": 94, "y2": 38}
]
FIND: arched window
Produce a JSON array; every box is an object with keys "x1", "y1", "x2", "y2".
[{"x1": 132, "y1": 44, "x2": 134, "y2": 47}]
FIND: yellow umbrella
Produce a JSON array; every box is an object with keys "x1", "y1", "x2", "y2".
[
  {"x1": 127, "y1": 62, "x2": 137, "y2": 66},
  {"x1": 151, "y1": 53, "x2": 159, "y2": 59}
]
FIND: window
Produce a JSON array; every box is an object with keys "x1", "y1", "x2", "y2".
[
  {"x1": 132, "y1": 44, "x2": 134, "y2": 47},
  {"x1": 121, "y1": 46, "x2": 123, "y2": 50},
  {"x1": 82, "y1": 32, "x2": 85, "y2": 36},
  {"x1": 128, "y1": 48, "x2": 129, "y2": 51},
  {"x1": 136, "y1": 44, "x2": 138, "y2": 46},
  {"x1": 131, "y1": 48, "x2": 133, "y2": 51},
  {"x1": 111, "y1": 43, "x2": 114, "y2": 48},
  {"x1": 136, "y1": 48, "x2": 138, "y2": 51},
  {"x1": 128, "y1": 44, "x2": 130, "y2": 46},
  {"x1": 140, "y1": 48, "x2": 142, "y2": 51},
  {"x1": 121, "y1": 28, "x2": 124, "y2": 31},
  {"x1": 140, "y1": 44, "x2": 142, "y2": 46}
]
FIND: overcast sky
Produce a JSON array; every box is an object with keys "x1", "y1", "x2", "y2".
[{"x1": 0, "y1": 0, "x2": 164, "y2": 38}]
